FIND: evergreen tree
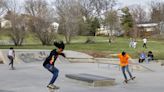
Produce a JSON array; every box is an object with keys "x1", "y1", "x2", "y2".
[{"x1": 121, "y1": 7, "x2": 134, "y2": 37}]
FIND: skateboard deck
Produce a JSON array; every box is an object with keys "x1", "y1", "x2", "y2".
[
  {"x1": 9, "y1": 67, "x2": 16, "y2": 70},
  {"x1": 123, "y1": 76, "x2": 136, "y2": 83},
  {"x1": 48, "y1": 88, "x2": 59, "y2": 92},
  {"x1": 47, "y1": 86, "x2": 60, "y2": 92}
]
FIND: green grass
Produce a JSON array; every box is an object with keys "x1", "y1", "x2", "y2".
[
  {"x1": 0, "y1": 36, "x2": 164, "y2": 60},
  {"x1": 66, "y1": 37, "x2": 164, "y2": 59}
]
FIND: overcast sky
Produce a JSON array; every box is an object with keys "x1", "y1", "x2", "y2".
[
  {"x1": 18, "y1": 0, "x2": 164, "y2": 7},
  {"x1": 118, "y1": 0, "x2": 164, "y2": 8},
  {"x1": 14, "y1": 0, "x2": 164, "y2": 12}
]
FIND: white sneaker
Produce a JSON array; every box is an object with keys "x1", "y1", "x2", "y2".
[
  {"x1": 52, "y1": 84, "x2": 60, "y2": 89},
  {"x1": 47, "y1": 84, "x2": 60, "y2": 89},
  {"x1": 47, "y1": 84, "x2": 55, "y2": 89}
]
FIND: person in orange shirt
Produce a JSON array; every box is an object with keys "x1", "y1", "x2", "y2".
[{"x1": 118, "y1": 51, "x2": 135, "y2": 83}]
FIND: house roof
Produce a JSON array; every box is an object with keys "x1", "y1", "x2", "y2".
[{"x1": 137, "y1": 23, "x2": 158, "y2": 27}]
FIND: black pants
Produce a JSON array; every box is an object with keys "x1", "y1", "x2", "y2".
[
  {"x1": 139, "y1": 58, "x2": 145, "y2": 63},
  {"x1": 8, "y1": 56, "x2": 14, "y2": 68},
  {"x1": 143, "y1": 43, "x2": 147, "y2": 48}
]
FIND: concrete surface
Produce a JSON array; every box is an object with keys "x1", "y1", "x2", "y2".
[
  {"x1": 65, "y1": 73, "x2": 115, "y2": 87},
  {"x1": 0, "y1": 49, "x2": 164, "y2": 92},
  {"x1": 0, "y1": 62, "x2": 164, "y2": 92},
  {"x1": 0, "y1": 49, "x2": 94, "y2": 64}
]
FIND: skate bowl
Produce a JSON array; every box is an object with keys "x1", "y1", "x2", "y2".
[{"x1": 65, "y1": 73, "x2": 115, "y2": 87}]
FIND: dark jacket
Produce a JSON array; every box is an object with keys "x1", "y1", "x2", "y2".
[{"x1": 43, "y1": 49, "x2": 58, "y2": 66}]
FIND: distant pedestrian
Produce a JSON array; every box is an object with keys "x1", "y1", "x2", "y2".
[
  {"x1": 147, "y1": 51, "x2": 154, "y2": 62},
  {"x1": 118, "y1": 51, "x2": 135, "y2": 83},
  {"x1": 7, "y1": 47, "x2": 15, "y2": 70},
  {"x1": 143, "y1": 38, "x2": 147, "y2": 48},
  {"x1": 138, "y1": 51, "x2": 146, "y2": 63},
  {"x1": 132, "y1": 40, "x2": 137, "y2": 48},
  {"x1": 43, "y1": 41, "x2": 66, "y2": 89},
  {"x1": 129, "y1": 38, "x2": 133, "y2": 47}
]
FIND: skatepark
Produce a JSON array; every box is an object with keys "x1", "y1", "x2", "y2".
[{"x1": 0, "y1": 49, "x2": 164, "y2": 92}]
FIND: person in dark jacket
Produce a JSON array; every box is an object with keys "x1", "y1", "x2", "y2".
[
  {"x1": 147, "y1": 51, "x2": 154, "y2": 61},
  {"x1": 43, "y1": 41, "x2": 65, "y2": 89}
]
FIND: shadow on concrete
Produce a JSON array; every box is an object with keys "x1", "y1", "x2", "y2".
[{"x1": 0, "y1": 90, "x2": 14, "y2": 92}]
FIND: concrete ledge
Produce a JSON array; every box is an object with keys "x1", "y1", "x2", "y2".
[
  {"x1": 68, "y1": 58, "x2": 95, "y2": 63},
  {"x1": 65, "y1": 73, "x2": 115, "y2": 87}
]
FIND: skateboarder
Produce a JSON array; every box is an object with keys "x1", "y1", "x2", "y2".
[
  {"x1": 7, "y1": 47, "x2": 15, "y2": 70},
  {"x1": 118, "y1": 51, "x2": 135, "y2": 83},
  {"x1": 43, "y1": 41, "x2": 66, "y2": 89}
]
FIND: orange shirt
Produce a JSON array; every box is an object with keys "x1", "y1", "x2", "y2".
[{"x1": 118, "y1": 53, "x2": 130, "y2": 67}]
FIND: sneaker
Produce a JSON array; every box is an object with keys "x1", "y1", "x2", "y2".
[
  {"x1": 124, "y1": 79, "x2": 128, "y2": 83},
  {"x1": 47, "y1": 84, "x2": 59, "y2": 89},
  {"x1": 131, "y1": 76, "x2": 136, "y2": 80},
  {"x1": 52, "y1": 85, "x2": 60, "y2": 89},
  {"x1": 47, "y1": 84, "x2": 55, "y2": 89},
  {"x1": 9, "y1": 67, "x2": 15, "y2": 70},
  {"x1": 12, "y1": 67, "x2": 15, "y2": 70}
]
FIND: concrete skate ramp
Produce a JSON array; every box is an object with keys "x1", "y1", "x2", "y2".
[
  {"x1": 17, "y1": 50, "x2": 93, "y2": 63},
  {"x1": 65, "y1": 73, "x2": 115, "y2": 87},
  {"x1": 0, "y1": 49, "x2": 93, "y2": 64}
]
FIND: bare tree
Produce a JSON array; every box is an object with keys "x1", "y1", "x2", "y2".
[
  {"x1": 150, "y1": 2, "x2": 162, "y2": 22},
  {"x1": 79, "y1": 0, "x2": 94, "y2": 18},
  {"x1": 89, "y1": 0, "x2": 116, "y2": 19},
  {"x1": 104, "y1": 10, "x2": 119, "y2": 43},
  {"x1": 79, "y1": 0, "x2": 117, "y2": 41},
  {"x1": 0, "y1": 0, "x2": 6, "y2": 16},
  {"x1": 129, "y1": 5, "x2": 147, "y2": 38},
  {"x1": 79, "y1": 0, "x2": 116, "y2": 19},
  {"x1": 24, "y1": 0, "x2": 57, "y2": 45},
  {"x1": 149, "y1": 1, "x2": 164, "y2": 22},
  {"x1": 148, "y1": 1, "x2": 164, "y2": 37},
  {"x1": 54, "y1": 0, "x2": 83, "y2": 44},
  {"x1": 4, "y1": 0, "x2": 27, "y2": 46},
  {"x1": 0, "y1": 0, "x2": 6, "y2": 30},
  {"x1": 52, "y1": 0, "x2": 116, "y2": 44},
  {"x1": 130, "y1": 5, "x2": 147, "y2": 23}
]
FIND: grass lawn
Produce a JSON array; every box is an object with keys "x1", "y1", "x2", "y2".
[
  {"x1": 0, "y1": 36, "x2": 164, "y2": 60},
  {"x1": 66, "y1": 37, "x2": 164, "y2": 59}
]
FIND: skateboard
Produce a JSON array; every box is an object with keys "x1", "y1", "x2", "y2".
[
  {"x1": 48, "y1": 88, "x2": 59, "y2": 92},
  {"x1": 9, "y1": 67, "x2": 16, "y2": 70},
  {"x1": 123, "y1": 76, "x2": 136, "y2": 83},
  {"x1": 47, "y1": 86, "x2": 60, "y2": 92}
]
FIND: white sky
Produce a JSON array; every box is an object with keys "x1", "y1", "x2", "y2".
[
  {"x1": 17, "y1": 0, "x2": 164, "y2": 8},
  {"x1": 12, "y1": 0, "x2": 164, "y2": 12},
  {"x1": 117, "y1": 0, "x2": 164, "y2": 8}
]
